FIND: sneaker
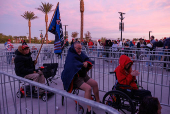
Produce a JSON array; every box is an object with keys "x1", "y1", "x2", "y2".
[{"x1": 86, "y1": 109, "x2": 96, "y2": 114}]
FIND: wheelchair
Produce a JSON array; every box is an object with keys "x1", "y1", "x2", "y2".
[
  {"x1": 16, "y1": 63, "x2": 58, "y2": 102},
  {"x1": 102, "y1": 72, "x2": 145, "y2": 114}
]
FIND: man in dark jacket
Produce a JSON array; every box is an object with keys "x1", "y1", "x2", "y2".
[
  {"x1": 61, "y1": 42, "x2": 100, "y2": 114},
  {"x1": 137, "y1": 38, "x2": 146, "y2": 59},
  {"x1": 14, "y1": 44, "x2": 45, "y2": 86},
  {"x1": 137, "y1": 38, "x2": 146, "y2": 48},
  {"x1": 105, "y1": 39, "x2": 112, "y2": 57}
]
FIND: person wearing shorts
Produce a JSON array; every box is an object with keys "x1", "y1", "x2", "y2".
[
  {"x1": 61, "y1": 42, "x2": 100, "y2": 114},
  {"x1": 73, "y1": 74, "x2": 90, "y2": 88}
]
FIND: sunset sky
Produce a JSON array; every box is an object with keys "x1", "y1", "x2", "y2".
[{"x1": 0, "y1": 0, "x2": 170, "y2": 41}]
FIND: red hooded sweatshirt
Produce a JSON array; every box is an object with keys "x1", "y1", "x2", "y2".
[{"x1": 114, "y1": 55, "x2": 138, "y2": 90}]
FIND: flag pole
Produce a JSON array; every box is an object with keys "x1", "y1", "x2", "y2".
[{"x1": 35, "y1": 2, "x2": 59, "y2": 62}]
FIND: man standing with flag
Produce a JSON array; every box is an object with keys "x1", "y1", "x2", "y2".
[{"x1": 48, "y1": 3, "x2": 64, "y2": 54}]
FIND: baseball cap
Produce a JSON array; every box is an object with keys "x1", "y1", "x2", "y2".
[
  {"x1": 22, "y1": 45, "x2": 29, "y2": 49},
  {"x1": 146, "y1": 40, "x2": 150, "y2": 43}
]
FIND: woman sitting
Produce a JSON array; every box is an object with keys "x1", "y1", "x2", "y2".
[{"x1": 114, "y1": 55, "x2": 151, "y2": 100}]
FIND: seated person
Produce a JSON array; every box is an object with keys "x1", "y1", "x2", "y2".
[
  {"x1": 114, "y1": 55, "x2": 151, "y2": 100},
  {"x1": 14, "y1": 44, "x2": 45, "y2": 93},
  {"x1": 138, "y1": 96, "x2": 162, "y2": 114},
  {"x1": 61, "y1": 42, "x2": 100, "y2": 114}
]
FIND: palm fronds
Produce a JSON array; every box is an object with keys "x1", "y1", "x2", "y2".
[
  {"x1": 36, "y1": 2, "x2": 53, "y2": 14},
  {"x1": 21, "y1": 11, "x2": 38, "y2": 21}
]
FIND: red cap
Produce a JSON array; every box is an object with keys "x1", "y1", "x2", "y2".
[
  {"x1": 40, "y1": 66, "x2": 44, "y2": 69},
  {"x1": 98, "y1": 39, "x2": 101, "y2": 41},
  {"x1": 146, "y1": 40, "x2": 150, "y2": 43},
  {"x1": 22, "y1": 45, "x2": 29, "y2": 49},
  {"x1": 7, "y1": 39, "x2": 11, "y2": 41}
]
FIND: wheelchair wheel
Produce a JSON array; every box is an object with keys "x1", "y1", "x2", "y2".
[
  {"x1": 17, "y1": 91, "x2": 23, "y2": 98},
  {"x1": 42, "y1": 94, "x2": 47, "y2": 102},
  {"x1": 75, "y1": 104, "x2": 84, "y2": 114},
  {"x1": 72, "y1": 88, "x2": 79, "y2": 95},
  {"x1": 91, "y1": 95, "x2": 96, "y2": 101},
  {"x1": 102, "y1": 90, "x2": 135, "y2": 114}
]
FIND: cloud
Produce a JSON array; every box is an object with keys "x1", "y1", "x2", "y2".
[{"x1": 0, "y1": 0, "x2": 170, "y2": 40}]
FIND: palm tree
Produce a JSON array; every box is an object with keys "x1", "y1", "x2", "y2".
[
  {"x1": 84, "y1": 31, "x2": 91, "y2": 42},
  {"x1": 36, "y1": 2, "x2": 53, "y2": 44},
  {"x1": 71, "y1": 32, "x2": 79, "y2": 39},
  {"x1": 21, "y1": 11, "x2": 38, "y2": 43},
  {"x1": 80, "y1": 0, "x2": 84, "y2": 43}
]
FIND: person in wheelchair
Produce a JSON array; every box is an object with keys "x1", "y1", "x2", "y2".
[
  {"x1": 114, "y1": 55, "x2": 151, "y2": 100},
  {"x1": 14, "y1": 44, "x2": 45, "y2": 93},
  {"x1": 61, "y1": 42, "x2": 100, "y2": 114}
]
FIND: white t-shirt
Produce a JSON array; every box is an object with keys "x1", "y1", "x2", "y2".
[
  {"x1": 146, "y1": 43, "x2": 152, "y2": 48},
  {"x1": 112, "y1": 44, "x2": 118, "y2": 51}
]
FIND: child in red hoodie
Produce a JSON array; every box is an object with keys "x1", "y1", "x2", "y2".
[{"x1": 114, "y1": 55, "x2": 151, "y2": 100}]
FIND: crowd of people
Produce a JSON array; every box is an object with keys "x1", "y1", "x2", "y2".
[
  {"x1": 69, "y1": 36, "x2": 170, "y2": 50},
  {"x1": 68, "y1": 36, "x2": 170, "y2": 70}
]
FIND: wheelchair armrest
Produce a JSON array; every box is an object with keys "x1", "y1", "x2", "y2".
[
  {"x1": 138, "y1": 85, "x2": 144, "y2": 90},
  {"x1": 109, "y1": 72, "x2": 115, "y2": 74},
  {"x1": 116, "y1": 84, "x2": 133, "y2": 90}
]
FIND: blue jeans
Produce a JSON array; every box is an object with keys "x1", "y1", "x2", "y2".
[
  {"x1": 97, "y1": 49, "x2": 102, "y2": 57},
  {"x1": 6, "y1": 52, "x2": 12, "y2": 64},
  {"x1": 146, "y1": 55, "x2": 152, "y2": 66}
]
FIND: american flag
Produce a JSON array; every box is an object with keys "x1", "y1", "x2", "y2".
[{"x1": 48, "y1": 3, "x2": 64, "y2": 54}]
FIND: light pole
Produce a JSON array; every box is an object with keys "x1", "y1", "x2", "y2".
[
  {"x1": 63, "y1": 25, "x2": 68, "y2": 40},
  {"x1": 39, "y1": 30, "x2": 43, "y2": 43},
  {"x1": 118, "y1": 12, "x2": 125, "y2": 44},
  {"x1": 149, "y1": 31, "x2": 152, "y2": 40}
]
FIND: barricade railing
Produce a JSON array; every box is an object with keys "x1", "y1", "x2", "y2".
[
  {"x1": 2, "y1": 45, "x2": 169, "y2": 62},
  {"x1": 1, "y1": 48, "x2": 170, "y2": 107},
  {"x1": 87, "y1": 46, "x2": 170, "y2": 52},
  {"x1": 139, "y1": 53, "x2": 170, "y2": 62},
  {"x1": 86, "y1": 49, "x2": 136, "y2": 59},
  {"x1": 0, "y1": 50, "x2": 169, "y2": 72},
  {"x1": 0, "y1": 71, "x2": 120, "y2": 114},
  {"x1": 85, "y1": 46, "x2": 169, "y2": 59}
]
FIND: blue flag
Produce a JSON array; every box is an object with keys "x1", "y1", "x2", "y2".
[{"x1": 48, "y1": 4, "x2": 64, "y2": 54}]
